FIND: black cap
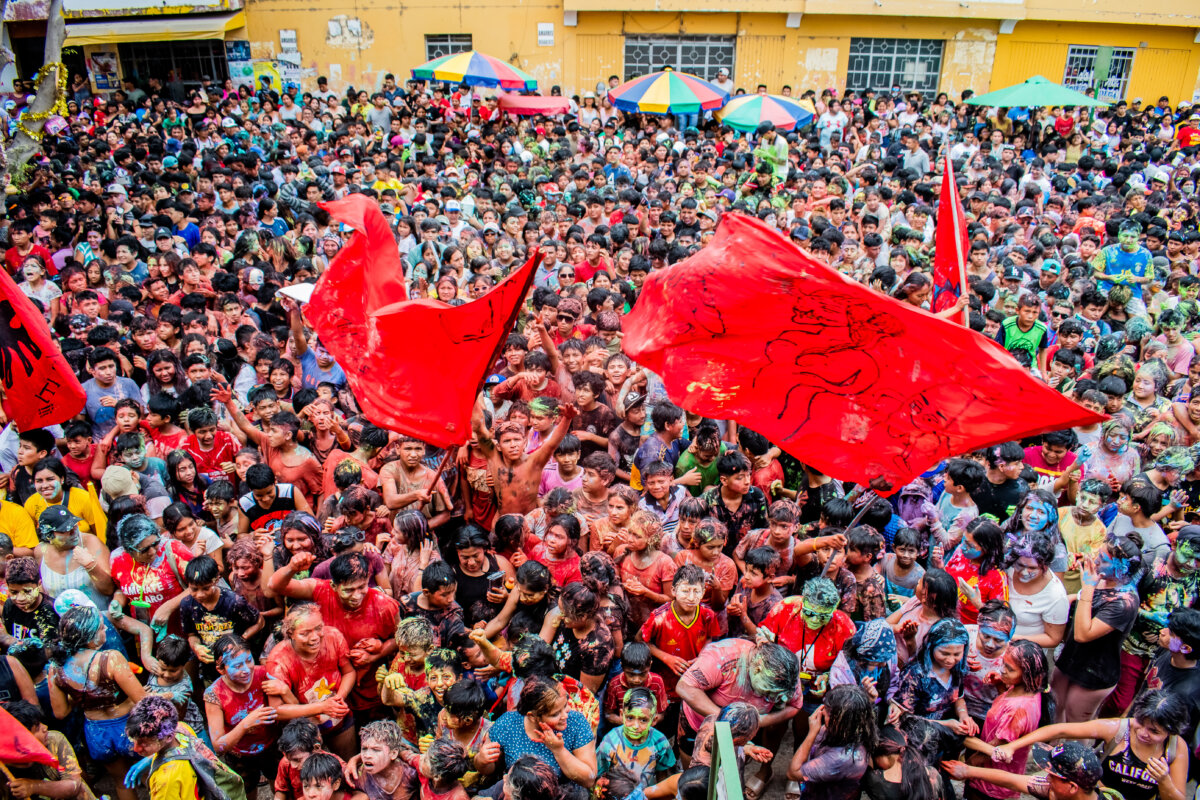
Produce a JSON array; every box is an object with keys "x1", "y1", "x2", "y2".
[
  {"x1": 1046, "y1": 742, "x2": 1102, "y2": 791},
  {"x1": 36, "y1": 506, "x2": 83, "y2": 538}
]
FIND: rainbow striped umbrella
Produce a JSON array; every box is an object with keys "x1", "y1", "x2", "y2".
[
  {"x1": 606, "y1": 68, "x2": 729, "y2": 115},
  {"x1": 410, "y1": 50, "x2": 537, "y2": 91},
  {"x1": 716, "y1": 93, "x2": 815, "y2": 132}
]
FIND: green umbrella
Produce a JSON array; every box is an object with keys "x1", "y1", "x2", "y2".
[{"x1": 964, "y1": 75, "x2": 1110, "y2": 108}]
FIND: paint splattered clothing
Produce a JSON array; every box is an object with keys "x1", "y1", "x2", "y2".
[
  {"x1": 967, "y1": 689, "x2": 1043, "y2": 800},
  {"x1": 799, "y1": 733, "x2": 869, "y2": 800},
  {"x1": 548, "y1": 617, "x2": 615, "y2": 681},
  {"x1": 203, "y1": 667, "x2": 276, "y2": 756},
  {"x1": 397, "y1": 592, "x2": 468, "y2": 652},
  {"x1": 943, "y1": 551, "x2": 1008, "y2": 625},
  {"x1": 602, "y1": 671, "x2": 669, "y2": 721},
  {"x1": 678, "y1": 637, "x2": 805, "y2": 730},
  {"x1": 265, "y1": 628, "x2": 351, "y2": 730},
  {"x1": 618, "y1": 549, "x2": 678, "y2": 630},
  {"x1": 110, "y1": 541, "x2": 194, "y2": 636},
  {"x1": 640, "y1": 602, "x2": 721, "y2": 697},
  {"x1": 596, "y1": 727, "x2": 676, "y2": 789},
  {"x1": 1125, "y1": 555, "x2": 1200, "y2": 658},
  {"x1": 761, "y1": 598, "x2": 856, "y2": 677}
]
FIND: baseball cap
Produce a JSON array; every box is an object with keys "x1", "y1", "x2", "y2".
[
  {"x1": 247, "y1": 268, "x2": 265, "y2": 287},
  {"x1": 482, "y1": 223, "x2": 500, "y2": 234},
  {"x1": 138, "y1": 214, "x2": 155, "y2": 226},
  {"x1": 485, "y1": 374, "x2": 505, "y2": 386},
  {"x1": 162, "y1": 156, "x2": 178, "y2": 168},
  {"x1": 36, "y1": 506, "x2": 83, "y2": 537},
  {"x1": 53, "y1": 589, "x2": 98, "y2": 616},
  {"x1": 1002, "y1": 264, "x2": 1023, "y2": 281},
  {"x1": 1040, "y1": 259, "x2": 1062, "y2": 275},
  {"x1": 329, "y1": 164, "x2": 346, "y2": 175},
  {"x1": 1045, "y1": 742, "x2": 1102, "y2": 791},
  {"x1": 154, "y1": 227, "x2": 173, "y2": 240},
  {"x1": 101, "y1": 466, "x2": 138, "y2": 498},
  {"x1": 623, "y1": 391, "x2": 646, "y2": 412},
  {"x1": 68, "y1": 314, "x2": 89, "y2": 330},
  {"x1": 445, "y1": 200, "x2": 461, "y2": 212},
  {"x1": 105, "y1": 183, "x2": 127, "y2": 196}
]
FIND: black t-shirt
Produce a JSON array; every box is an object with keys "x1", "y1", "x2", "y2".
[
  {"x1": 1143, "y1": 650, "x2": 1200, "y2": 740},
  {"x1": 2, "y1": 597, "x2": 59, "y2": 643},
  {"x1": 971, "y1": 476, "x2": 1028, "y2": 521},
  {"x1": 1055, "y1": 586, "x2": 1139, "y2": 689},
  {"x1": 570, "y1": 403, "x2": 620, "y2": 459},
  {"x1": 179, "y1": 587, "x2": 261, "y2": 648},
  {"x1": 609, "y1": 425, "x2": 640, "y2": 476}
]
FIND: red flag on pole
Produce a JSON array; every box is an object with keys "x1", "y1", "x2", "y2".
[
  {"x1": 622, "y1": 214, "x2": 1105, "y2": 491},
  {"x1": 306, "y1": 196, "x2": 540, "y2": 448},
  {"x1": 932, "y1": 155, "x2": 970, "y2": 321},
  {"x1": 0, "y1": 704, "x2": 59, "y2": 768},
  {"x1": 0, "y1": 270, "x2": 86, "y2": 429}
]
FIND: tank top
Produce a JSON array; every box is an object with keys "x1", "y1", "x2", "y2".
[
  {"x1": 40, "y1": 548, "x2": 108, "y2": 610},
  {"x1": 861, "y1": 770, "x2": 907, "y2": 800},
  {"x1": 1102, "y1": 718, "x2": 1176, "y2": 800}
]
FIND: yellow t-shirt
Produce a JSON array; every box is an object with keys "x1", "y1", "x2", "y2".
[
  {"x1": 1059, "y1": 514, "x2": 1107, "y2": 594},
  {"x1": 24, "y1": 486, "x2": 107, "y2": 545},
  {"x1": 149, "y1": 759, "x2": 199, "y2": 800},
  {"x1": 0, "y1": 500, "x2": 36, "y2": 549}
]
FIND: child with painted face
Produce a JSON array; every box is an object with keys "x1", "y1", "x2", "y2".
[
  {"x1": 959, "y1": 639, "x2": 1055, "y2": 800},
  {"x1": 1105, "y1": 526, "x2": 1200, "y2": 718},
  {"x1": 126, "y1": 695, "x2": 249, "y2": 800},
  {"x1": 347, "y1": 721, "x2": 418, "y2": 800},
  {"x1": 890, "y1": 617, "x2": 977, "y2": 761},
  {"x1": 1059, "y1": 479, "x2": 1112, "y2": 594},
  {"x1": 962, "y1": 600, "x2": 1017, "y2": 728},
  {"x1": 0, "y1": 555, "x2": 59, "y2": 647},
  {"x1": 1004, "y1": 488, "x2": 1070, "y2": 574},
  {"x1": 434, "y1": 678, "x2": 492, "y2": 790},
  {"x1": 204, "y1": 634, "x2": 279, "y2": 790},
  {"x1": 639, "y1": 564, "x2": 719, "y2": 697},
  {"x1": 726, "y1": 546, "x2": 784, "y2": 640},
  {"x1": 596, "y1": 688, "x2": 677, "y2": 790},
  {"x1": 1052, "y1": 533, "x2": 1142, "y2": 723},
  {"x1": 1145, "y1": 608, "x2": 1200, "y2": 743},
  {"x1": 298, "y1": 752, "x2": 351, "y2": 800},
  {"x1": 1082, "y1": 419, "x2": 1141, "y2": 493},
  {"x1": 377, "y1": 616, "x2": 434, "y2": 745},
  {"x1": 382, "y1": 647, "x2": 462, "y2": 750}
]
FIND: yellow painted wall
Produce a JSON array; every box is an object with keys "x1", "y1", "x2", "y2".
[
  {"x1": 992, "y1": 21, "x2": 1200, "y2": 106},
  {"x1": 242, "y1": 0, "x2": 1200, "y2": 105}
]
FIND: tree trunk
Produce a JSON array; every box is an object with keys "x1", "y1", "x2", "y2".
[{"x1": 3, "y1": 0, "x2": 64, "y2": 188}]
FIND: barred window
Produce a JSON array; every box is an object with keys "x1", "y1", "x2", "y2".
[
  {"x1": 623, "y1": 35, "x2": 735, "y2": 81},
  {"x1": 425, "y1": 34, "x2": 473, "y2": 61},
  {"x1": 1063, "y1": 46, "x2": 1134, "y2": 103},
  {"x1": 845, "y1": 38, "x2": 944, "y2": 97}
]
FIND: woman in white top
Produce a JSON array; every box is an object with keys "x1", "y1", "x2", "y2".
[
  {"x1": 578, "y1": 93, "x2": 600, "y2": 128},
  {"x1": 1006, "y1": 530, "x2": 1070, "y2": 650}
]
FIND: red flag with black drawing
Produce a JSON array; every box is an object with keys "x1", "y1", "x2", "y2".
[
  {"x1": 0, "y1": 704, "x2": 59, "y2": 768},
  {"x1": 621, "y1": 213, "x2": 1105, "y2": 491},
  {"x1": 0, "y1": 269, "x2": 86, "y2": 429},
  {"x1": 932, "y1": 154, "x2": 970, "y2": 317},
  {"x1": 306, "y1": 195, "x2": 540, "y2": 448}
]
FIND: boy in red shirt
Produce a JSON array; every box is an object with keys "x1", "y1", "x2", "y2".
[
  {"x1": 638, "y1": 563, "x2": 720, "y2": 701},
  {"x1": 183, "y1": 406, "x2": 239, "y2": 483},
  {"x1": 61, "y1": 422, "x2": 96, "y2": 489},
  {"x1": 4, "y1": 219, "x2": 55, "y2": 277}
]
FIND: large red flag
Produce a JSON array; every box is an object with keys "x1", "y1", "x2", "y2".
[
  {"x1": 932, "y1": 155, "x2": 969, "y2": 317},
  {"x1": 0, "y1": 704, "x2": 59, "y2": 768},
  {"x1": 622, "y1": 214, "x2": 1105, "y2": 491},
  {"x1": 0, "y1": 269, "x2": 85, "y2": 429},
  {"x1": 306, "y1": 196, "x2": 540, "y2": 448}
]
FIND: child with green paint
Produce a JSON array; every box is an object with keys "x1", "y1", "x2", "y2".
[{"x1": 596, "y1": 687, "x2": 676, "y2": 790}]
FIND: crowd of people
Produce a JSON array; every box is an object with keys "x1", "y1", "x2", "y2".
[{"x1": 0, "y1": 66, "x2": 1199, "y2": 800}]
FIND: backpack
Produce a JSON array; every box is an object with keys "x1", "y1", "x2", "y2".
[{"x1": 149, "y1": 725, "x2": 247, "y2": 800}]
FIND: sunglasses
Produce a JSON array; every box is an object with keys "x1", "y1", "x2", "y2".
[
  {"x1": 1050, "y1": 311, "x2": 1069, "y2": 319},
  {"x1": 132, "y1": 538, "x2": 160, "y2": 555}
]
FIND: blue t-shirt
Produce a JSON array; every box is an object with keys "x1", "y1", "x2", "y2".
[
  {"x1": 299, "y1": 349, "x2": 347, "y2": 389},
  {"x1": 487, "y1": 709, "x2": 593, "y2": 776},
  {"x1": 175, "y1": 222, "x2": 201, "y2": 251},
  {"x1": 1095, "y1": 245, "x2": 1153, "y2": 299},
  {"x1": 83, "y1": 376, "x2": 142, "y2": 437}
]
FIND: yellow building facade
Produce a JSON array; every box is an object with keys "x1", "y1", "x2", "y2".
[{"x1": 17, "y1": 0, "x2": 1200, "y2": 106}]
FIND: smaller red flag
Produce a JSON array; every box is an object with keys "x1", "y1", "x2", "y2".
[
  {"x1": 932, "y1": 155, "x2": 969, "y2": 318},
  {"x1": 0, "y1": 705, "x2": 59, "y2": 768},
  {"x1": 0, "y1": 270, "x2": 86, "y2": 429},
  {"x1": 307, "y1": 198, "x2": 540, "y2": 448}
]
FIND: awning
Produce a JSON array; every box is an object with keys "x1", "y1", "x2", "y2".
[
  {"x1": 64, "y1": 10, "x2": 244, "y2": 46},
  {"x1": 497, "y1": 94, "x2": 571, "y2": 116}
]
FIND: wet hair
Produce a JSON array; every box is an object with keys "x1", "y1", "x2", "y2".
[
  {"x1": 690, "y1": 518, "x2": 727, "y2": 547},
  {"x1": 426, "y1": 648, "x2": 461, "y2": 677},
  {"x1": 1005, "y1": 639, "x2": 1055, "y2": 725},
  {"x1": 155, "y1": 635, "x2": 192, "y2": 668},
  {"x1": 395, "y1": 616, "x2": 434, "y2": 650},
  {"x1": 1120, "y1": 476, "x2": 1162, "y2": 519},
  {"x1": 716, "y1": 450, "x2": 751, "y2": 477},
  {"x1": 559, "y1": 582, "x2": 600, "y2": 619},
  {"x1": 717, "y1": 701, "x2": 761, "y2": 744},
  {"x1": 7, "y1": 638, "x2": 46, "y2": 680},
  {"x1": 945, "y1": 458, "x2": 986, "y2": 492},
  {"x1": 281, "y1": 602, "x2": 322, "y2": 638},
  {"x1": 517, "y1": 674, "x2": 565, "y2": 718},
  {"x1": 547, "y1": 513, "x2": 582, "y2": 549},
  {"x1": 873, "y1": 727, "x2": 935, "y2": 800},
  {"x1": 212, "y1": 633, "x2": 250, "y2": 671},
  {"x1": 183, "y1": 554, "x2": 220, "y2": 586},
  {"x1": 392, "y1": 510, "x2": 430, "y2": 550},
  {"x1": 677, "y1": 765, "x2": 711, "y2": 800},
  {"x1": 965, "y1": 517, "x2": 1006, "y2": 576},
  {"x1": 821, "y1": 684, "x2": 878, "y2": 751},
  {"x1": 299, "y1": 752, "x2": 344, "y2": 787},
  {"x1": 443, "y1": 678, "x2": 487, "y2": 722},
  {"x1": 745, "y1": 642, "x2": 800, "y2": 703},
  {"x1": 745, "y1": 546, "x2": 781, "y2": 575},
  {"x1": 627, "y1": 509, "x2": 662, "y2": 550},
  {"x1": 51, "y1": 606, "x2": 104, "y2": 664},
  {"x1": 512, "y1": 634, "x2": 558, "y2": 679},
  {"x1": 423, "y1": 738, "x2": 470, "y2": 784},
  {"x1": 1167, "y1": 607, "x2": 1200, "y2": 652},
  {"x1": 768, "y1": 499, "x2": 801, "y2": 524},
  {"x1": 622, "y1": 685, "x2": 657, "y2": 715},
  {"x1": 919, "y1": 568, "x2": 959, "y2": 619},
  {"x1": 622, "y1": 642, "x2": 651, "y2": 672},
  {"x1": 679, "y1": 496, "x2": 709, "y2": 521},
  {"x1": 226, "y1": 538, "x2": 263, "y2": 571},
  {"x1": 126, "y1": 695, "x2": 179, "y2": 741},
  {"x1": 328, "y1": 552, "x2": 371, "y2": 585},
  {"x1": 5, "y1": 556, "x2": 39, "y2": 586},
  {"x1": 1130, "y1": 690, "x2": 1189, "y2": 736},
  {"x1": 421, "y1": 560, "x2": 457, "y2": 593},
  {"x1": 359, "y1": 720, "x2": 405, "y2": 752},
  {"x1": 278, "y1": 718, "x2": 322, "y2": 756},
  {"x1": 893, "y1": 527, "x2": 920, "y2": 551},
  {"x1": 505, "y1": 755, "x2": 558, "y2": 800},
  {"x1": 515, "y1": 559, "x2": 552, "y2": 595},
  {"x1": 984, "y1": 441, "x2": 1025, "y2": 467}
]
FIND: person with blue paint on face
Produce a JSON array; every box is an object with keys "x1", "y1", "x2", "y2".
[
  {"x1": 1051, "y1": 533, "x2": 1143, "y2": 723},
  {"x1": 204, "y1": 633, "x2": 280, "y2": 793}
]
